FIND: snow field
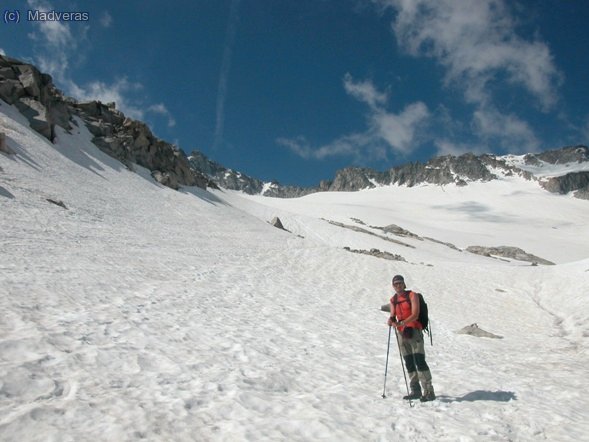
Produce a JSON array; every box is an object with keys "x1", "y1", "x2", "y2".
[{"x1": 1, "y1": 102, "x2": 589, "y2": 441}]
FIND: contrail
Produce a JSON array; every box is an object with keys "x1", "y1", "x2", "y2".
[{"x1": 213, "y1": 0, "x2": 240, "y2": 150}]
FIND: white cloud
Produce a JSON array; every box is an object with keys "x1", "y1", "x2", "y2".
[
  {"x1": 473, "y1": 106, "x2": 539, "y2": 153},
  {"x1": 69, "y1": 78, "x2": 145, "y2": 121},
  {"x1": 435, "y1": 140, "x2": 487, "y2": 157},
  {"x1": 343, "y1": 73, "x2": 388, "y2": 110},
  {"x1": 278, "y1": 133, "x2": 381, "y2": 161},
  {"x1": 27, "y1": 0, "x2": 74, "y2": 47},
  {"x1": 68, "y1": 77, "x2": 178, "y2": 131},
  {"x1": 372, "y1": 102, "x2": 429, "y2": 154},
  {"x1": 279, "y1": 75, "x2": 429, "y2": 161},
  {"x1": 24, "y1": 0, "x2": 175, "y2": 130},
  {"x1": 26, "y1": 0, "x2": 81, "y2": 84},
  {"x1": 375, "y1": 0, "x2": 562, "y2": 110},
  {"x1": 147, "y1": 104, "x2": 176, "y2": 128},
  {"x1": 0, "y1": 48, "x2": 5, "y2": 56}
]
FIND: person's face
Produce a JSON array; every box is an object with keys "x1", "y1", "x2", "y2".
[{"x1": 393, "y1": 281, "x2": 405, "y2": 293}]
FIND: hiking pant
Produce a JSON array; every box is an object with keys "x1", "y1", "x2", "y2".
[{"x1": 397, "y1": 327, "x2": 433, "y2": 393}]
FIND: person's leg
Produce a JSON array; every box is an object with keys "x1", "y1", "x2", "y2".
[
  {"x1": 398, "y1": 330, "x2": 421, "y2": 398},
  {"x1": 408, "y1": 329, "x2": 435, "y2": 400}
]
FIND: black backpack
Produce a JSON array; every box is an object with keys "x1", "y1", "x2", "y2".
[{"x1": 393, "y1": 291, "x2": 432, "y2": 345}]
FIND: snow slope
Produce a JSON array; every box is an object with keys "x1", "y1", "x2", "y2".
[{"x1": 1, "y1": 101, "x2": 588, "y2": 441}]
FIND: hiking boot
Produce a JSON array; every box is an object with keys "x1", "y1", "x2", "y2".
[
  {"x1": 420, "y1": 389, "x2": 436, "y2": 402},
  {"x1": 403, "y1": 390, "x2": 422, "y2": 400}
]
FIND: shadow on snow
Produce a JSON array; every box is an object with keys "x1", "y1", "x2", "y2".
[{"x1": 437, "y1": 390, "x2": 517, "y2": 403}]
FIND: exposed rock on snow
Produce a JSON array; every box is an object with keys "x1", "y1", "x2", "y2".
[
  {"x1": 46, "y1": 198, "x2": 68, "y2": 210},
  {"x1": 466, "y1": 246, "x2": 555, "y2": 265},
  {"x1": 456, "y1": 323, "x2": 503, "y2": 339},
  {"x1": 0, "y1": 131, "x2": 14, "y2": 154},
  {"x1": 344, "y1": 247, "x2": 407, "y2": 262},
  {"x1": 270, "y1": 216, "x2": 286, "y2": 231},
  {"x1": 375, "y1": 223, "x2": 422, "y2": 240},
  {"x1": 327, "y1": 220, "x2": 415, "y2": 248},
  {"x1": 73, "y1": 103, "x2": 208, "y2": 190},
  {"x1": 541, "y1": 171, "x2": 589, "y2": 199},
  {"x1": 423, "y1": 237, "x2": 461, "y2": 251}
]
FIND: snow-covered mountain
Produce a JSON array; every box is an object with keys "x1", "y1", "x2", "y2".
[
  {"x1": 189, "y1": 146, "x2": 589, "y2": 199},
  {"x1": 1, "y1": 57, "x2": 589, "y2": 441}
]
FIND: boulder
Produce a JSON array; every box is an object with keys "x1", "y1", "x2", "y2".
[
  {"x1": 270, "y1": 216, "x2": 286, "y2": 230},
  {"x1": 16, "y1": 65, "x2": 42, "y2": 99},
  {"x1": 456, "y1": 323, "x2": 503, "y2": 339},
  {"x1": 0, "y1": 132, "x2": 14, "y2": 154},
  {"x1": 15, "y1": 97, "x2": 54, "y2": 140},
  {"x1": 0, "y1": 78, "x2": 25, "y2": 104},
  {"x1": 152, "y1": 170, "x2": 179, "y2": 190}
]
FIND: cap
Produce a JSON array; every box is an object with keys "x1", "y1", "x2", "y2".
[{"x1": 392, "y1": 274, "x2": 404, "y2": 284}]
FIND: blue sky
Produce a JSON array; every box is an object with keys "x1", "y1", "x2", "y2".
[{"x1": 1, "y1": 0, "x2": 588, "y2": 186}]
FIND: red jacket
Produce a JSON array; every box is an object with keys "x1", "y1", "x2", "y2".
[{"x1": 391, "y1": 291, "x2": 423, "y2": 331}]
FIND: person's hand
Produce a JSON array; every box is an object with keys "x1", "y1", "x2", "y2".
[{"x1": 387, "y1": 316, "x2": 397, "y2": 327}]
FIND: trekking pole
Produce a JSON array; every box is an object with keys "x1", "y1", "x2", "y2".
[
  {"x1": 381, "y1": 326, "x2": 392, "y2": 398},
  {"x1": 394, "y1": 326, "x2": 415, "y2": 407}
]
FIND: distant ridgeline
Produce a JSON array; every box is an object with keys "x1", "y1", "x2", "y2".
[
  {"x1": 189, "y1": 147, "x2": 589, "y2": 200},
  {"x1": 1, "y1": 54, "x2": 587, "y2": 199}
]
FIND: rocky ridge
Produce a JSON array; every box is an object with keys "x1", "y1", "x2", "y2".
[
  {"x1": 190, "y1": 145, "x2": 589, "y2": 200},
  {"x1": 187, "y1": 151, "x2": 314, "y2": 198},
  {"x1": 0, "y1": 55, "x2": 208, "y2": 190}
]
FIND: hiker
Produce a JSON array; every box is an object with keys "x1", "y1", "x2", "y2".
[{"x1": 387, "y1": 274, "x2": 436, "y2": 402}]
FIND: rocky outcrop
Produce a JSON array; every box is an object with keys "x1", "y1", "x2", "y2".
[
  {"x1": 75, "y1": 103, "x2": 208, "y2": 190},
  {"x1": 378, "y1": 224, "x2": 421, "y2": 240},
  {"x1": 326, "y1": 219, "x2": 415, "y2": 248},
  {"x1": 456, "y1": 323, "x2": 503, "y2": 339},
  {"x1": 0, "y1": 55, "x2": 71, "y2": 141},
  {"x1": 466, "y1": 246, "x2": 554, "y2": 265},
  {"x1": 188, "y1": 151, "x2": 265, "y2": 194},
  {"x1": 522, "y1": 146, "x2": 589, "y2": 198},
  {"x1": 0, "y1": 55, "x2": 207, "y2": 190},
  {"x1": 77, "y1": 102, "x2": 208, "y2": 189},
  {"x1": 270, "y1": 216, "x2": 286, "y2": 230},
  {"x1": 540, "y1": 171, "x2": 589, "y2": 198},
  {"x1": 344, "y1": 247, "x2": 407, "y2": 262},
  {"x1": 574, "y1": 188, "x2": 589, "y2": 200},
  {"x1": 533, "y1": 145, "x2": 588, "y2": 164},
  {"x1": 46, "y1": 198, "x2": 68, "y2": 210},
  {"x1": 0, "y1": 131, "x2": 14, "y2": 154},
  {"x1": 327, "y1": 167, "x2": 383, "y2": 191},
  {"x1": 188, "y1": 150, "x2": 313, "y2": 197},
  {"x1": 314, "y1": 153, "x2": 501, "y2": 192}
]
